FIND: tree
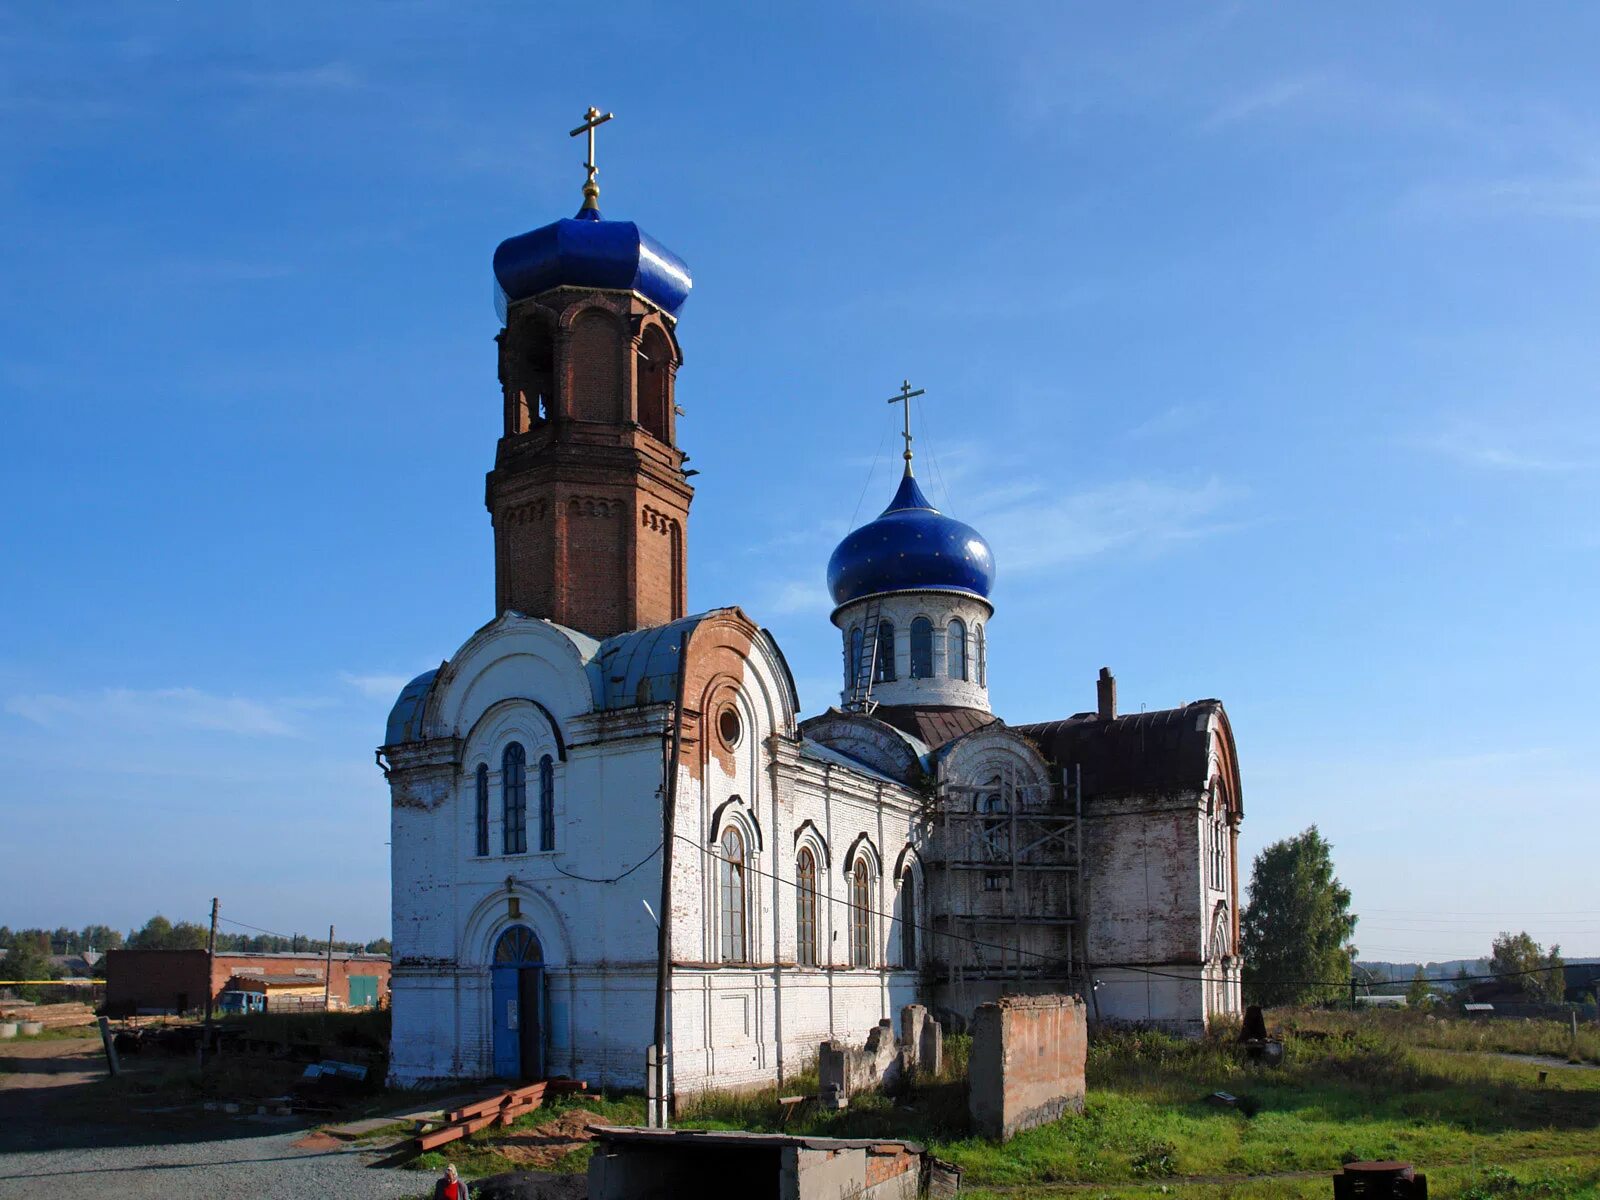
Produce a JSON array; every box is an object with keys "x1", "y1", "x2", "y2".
[
  {"x1": 1406, "y1": 968, "x2": 1431, "y2": 1009},
  {"x1": 0, "y1": 937, "x2": 61, "y2": 1002},
  {"x1": 1240, "y1": 826, "x2": 1358, "y2": 1007},
  {"x1": 128, "y1": 915, "x2": 209, "y2": 951},
  {"x1": 1490, "y1": 932, "x2": 1565, "y2": 1004},
  {"x1": 364, "y1": 938, "x2": 392, "y2": 956}
]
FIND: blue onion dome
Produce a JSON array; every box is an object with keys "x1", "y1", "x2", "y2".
[
  {"x1": 827, "y1": 471, "x2": 996, "y2": 609},
  {"x1": 493, "y1": 205, "x2": 692, "y2": 321}
]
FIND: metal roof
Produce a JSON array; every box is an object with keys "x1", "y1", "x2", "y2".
[
  {"x1": 587, "y1": 613, "x2": 709, "y2": 711},
  {"x1": 385, "y1": 668, "x2": 439, "y2": 745},
  {"x1": 828, "y1": 472, "x2": 995, "y2": 609},
  {"x1": 1017, "y1": 701, "x2": 1228, "y2": 801}
]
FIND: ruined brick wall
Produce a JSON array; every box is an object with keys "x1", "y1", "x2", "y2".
[{"x1": 968, "y1": 993, "x2": 1087, "y2": 1141}]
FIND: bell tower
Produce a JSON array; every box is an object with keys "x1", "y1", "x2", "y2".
[{"x1": 485, "y1": 110, "x2": 694, "y2": 639}]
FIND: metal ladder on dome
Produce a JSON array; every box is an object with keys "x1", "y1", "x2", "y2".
[{"x1": 844, "y1": 598, "x2": 884, "y2": 715}]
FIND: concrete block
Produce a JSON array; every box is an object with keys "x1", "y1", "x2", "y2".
[
  {"x1": 919, "y1": 1017, "x2": 943, "y2": 1077},
  {"x1": 968, "y1": 993, "x2": 1087, "y2": 1141}
]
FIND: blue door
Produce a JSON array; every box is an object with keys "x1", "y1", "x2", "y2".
[{"x1": 490, "y1": 926, "x2": 545, "y2": 1079}]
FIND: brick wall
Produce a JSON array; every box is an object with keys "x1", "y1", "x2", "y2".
[{"x1": 968, "y1": 993, "x2": 1087, "y2": 1141}]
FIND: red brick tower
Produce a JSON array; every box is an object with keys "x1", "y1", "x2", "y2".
[{"x1": 486, "y1": 121, "x2": 694, "y2": 639}]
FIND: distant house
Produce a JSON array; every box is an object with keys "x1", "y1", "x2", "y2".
[
  {"x1": 1563, "y1": 960, "x2": 1600, "y2": 1004},
  {"x1": 105, "y1": 949, "x2": 389, "y2": 1016},
  {"x1": 1356, "y1": 994, "x2": 1407, "y2": 1008},
  {"x1": 48, "y1": 951, "x2": 102, "y2": 978}
]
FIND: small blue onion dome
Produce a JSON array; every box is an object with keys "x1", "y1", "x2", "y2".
[
  {"x1": 493, "y1": 206, "x2": 692, "y2": 321},
  {"x1": 827, "y1": 471, "x2": 996, "y2": 609}
]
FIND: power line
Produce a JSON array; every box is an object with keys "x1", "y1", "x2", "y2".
[
  {"x1": 553, "y1": 842, "x2": 661, "y2": 884},
  {"x1": 676, "y1": 833, "x2": 1575, "y2": 990}
]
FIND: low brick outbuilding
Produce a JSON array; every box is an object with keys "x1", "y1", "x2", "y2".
[{"x1": 105, "y1": 949, "x2": 389, "y2": 1016}]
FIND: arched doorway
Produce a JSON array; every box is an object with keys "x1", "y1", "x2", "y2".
[{"x1": 491, "y1": 925, "x2": 545, "y2": 1079}]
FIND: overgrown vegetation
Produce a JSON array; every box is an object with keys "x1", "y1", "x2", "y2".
[
  {"x1": 399, "y1": 1013, "x2": 1600, "y2": 1196},
  {"x1": 1285, "y1": 1007, "x2": 1600, "y2": 1067}
]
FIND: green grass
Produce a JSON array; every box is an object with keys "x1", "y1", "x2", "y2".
[
  {"x1": 402, "y1": 1014, "x2": 1600, "y2": 1194},
  {"x1": 11, "y1": 1023, "x2": 100, "y2": 1041},
  {"x1": 675, "y1": 1020, "x2": 1600, "y2": 1194},
  {"x1": 1284, "y1": 1007, "x2": 1600, "y2": 1066}
]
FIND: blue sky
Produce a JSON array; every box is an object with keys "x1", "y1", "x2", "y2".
[{"x1": 2, "y1": 4, "x2": 1596, "y2": 959}]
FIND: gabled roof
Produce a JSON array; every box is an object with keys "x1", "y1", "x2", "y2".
[{"x1": 1016, "y1": 700, "x2": 1240, "y2": 811}]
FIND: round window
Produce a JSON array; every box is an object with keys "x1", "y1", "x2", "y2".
[{"x1": 718, "y1": 706, "x2": 743, "y2": 748}]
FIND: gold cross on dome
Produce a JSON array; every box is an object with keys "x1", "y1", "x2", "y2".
[
  {"x1": 885, "y1": 380, "x2": 926, "y2": 474},
  {"x1": 570, "y1": 106, "x2": 615, "y2": 211}
]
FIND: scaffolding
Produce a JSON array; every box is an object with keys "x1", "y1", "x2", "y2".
[{"x1": 920, "y1": 765, "x2": 1088, "y2": 1011}]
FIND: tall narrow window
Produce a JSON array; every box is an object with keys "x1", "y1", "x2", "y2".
[
  {"x1": 850, "y1": 860, "x2": 872, "y2": 967},
  {"x1": 637, "y1": 326, "x2": 672, "y2": 442},
  {"x1": 947, "y1": 618, "x2": 967, "y2": 680},
  {"x1": 475, "y1": 763, "x2": 489, "y2": 857},
  {"x1": 796, "y1": 848, "x2": 818, "y2": 967},
  {"x1": 720, "y1": 827, "x2": 747, "y2": 963},
  {"x1": 909, "y1": 617, "x2": 933, "y2": 678},
  {"x1": 849, "y1": 627, "x2": 864, "y2": 687},
  {"x1": 502, "y1": 743, "x2": 527, "y2": 854},
  {"x1": 874, "y1": 621, "x2": 896, "y2": 683},
  {"x1": 899, "y1": 869, "x2": 917, "y2": 967},
  {"x1": 975, "y1": 624, "x2": 986, "y2": 686},
  {"x1": 538, "y1": 754, "x2": 555, "y2": 852}
]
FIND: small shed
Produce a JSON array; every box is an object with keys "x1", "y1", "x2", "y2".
[{"x1": 227, "y1": 972, "x2": 325, "y2": 1011}]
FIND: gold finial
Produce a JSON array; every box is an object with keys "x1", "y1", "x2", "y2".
[
  {"x1": 885, "y1": 379, "x2": 926, "y2": 475},
  {"x1": 570, "y1": 105, "x2": 615, "y2": 212}
]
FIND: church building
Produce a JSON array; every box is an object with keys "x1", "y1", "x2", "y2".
[{"x1": 380, "y1": 115, "x2": 1244, "y2": 1098}]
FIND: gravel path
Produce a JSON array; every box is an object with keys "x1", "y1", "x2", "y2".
[
  {"x1": 0, "y1": 1129, "x2": 430, "y2": 1200},
  {"x1": 0, "y1": 1038, "x2": 429, "y2": 1200}
]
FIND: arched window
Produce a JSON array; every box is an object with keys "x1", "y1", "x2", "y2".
[
  {"x1": 909, "y1": 617, "x2": 933, "y2": 679},
  {"x1": 874, "y1": 621, "x2": 896, "y2": 683},
  {"x1": 475, "y1": 763, "x2": 490, "y2": 857},
  {"x1": 719, "y1": 827, "x2": 747, "y2": 963},
  {"x1": 947, "y1": 618, "x2": 967, "y2": 680},
  {"x1": 975, "y1": 624, "x2": 986, "y2": 686},
  {"x1": 538, "y1": 754, "x2": 555, "y2": 852},
  {"x1": 637, "y1": 326, "x2": 671, "y2": 442},
  {"x1": 796, "y1": 848, "x2": 818, "y2": 967},
  {"x1": 899, "y1": 869, "x2": 916, "y2": 967},
  {"x1": 848, "y1": 627, "x2": 864, "y2": 688},
  {"x1": 502, "y1": 743, "x2": 527, "y2": 855},
  {"x1": 850, "y1": 859, "x2": 872, "y2": 967}
]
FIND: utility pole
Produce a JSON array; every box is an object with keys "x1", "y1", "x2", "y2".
[
  {"x1": 199, "y1": 897, "x2": 218, "y2": 1068},
  {"x1": 323, "y1": 925, "x2": 335, "y2": 1012}
]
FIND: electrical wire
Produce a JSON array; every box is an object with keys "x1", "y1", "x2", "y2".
[
  {"x1": 553, "y1": 842, "x2": 662, "y2": 884},
  {"x1": 847, "y1": 428, "x2": 890, "y2": 530},
  {"x1": 674, "y1": 833, "x2": 1575, "y2": 991}
]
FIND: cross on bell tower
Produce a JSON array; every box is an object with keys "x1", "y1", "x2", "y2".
[
  {"x1": 885, "y1": 379, "x2": 926, "y2": 475},
  {"x1": 570, "y1": 105, "x2": 614, "y2": 213}
]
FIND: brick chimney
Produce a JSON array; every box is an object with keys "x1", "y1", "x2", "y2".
[{"x1": 1096, "y1": 667, "x2": 1117, "y2": 720}]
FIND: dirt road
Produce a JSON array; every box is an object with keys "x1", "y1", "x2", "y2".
[{"x1": 0, "y1": 1038, "x2": 427, "y2": 1200}]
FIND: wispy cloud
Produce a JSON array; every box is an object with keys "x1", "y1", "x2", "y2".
[
  {"x1": 220, "y1": 62, "x2": 363, "y2": 93},
  {"x1": 5, "y1": 687, "x2": 303, "y2": 737},
  {"x1": 972, "y1": 476, "x2": 1245, "y2": 573},
  {"x1": 1201, "y1": 72, "x2": 1333, "y2": 131},
  {"x1": 762, "y1": 579, "x2": 833, "y2": 618},
  {"x1": 1418, "y1": 422, "x2": 1598, "y2": 473},
  {"x1": 339, "y1": 672, "x2": 410, "y2": 701},
  {"x1": 1127, "y1": 403, "x2": 1207, "y2": 439}
]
